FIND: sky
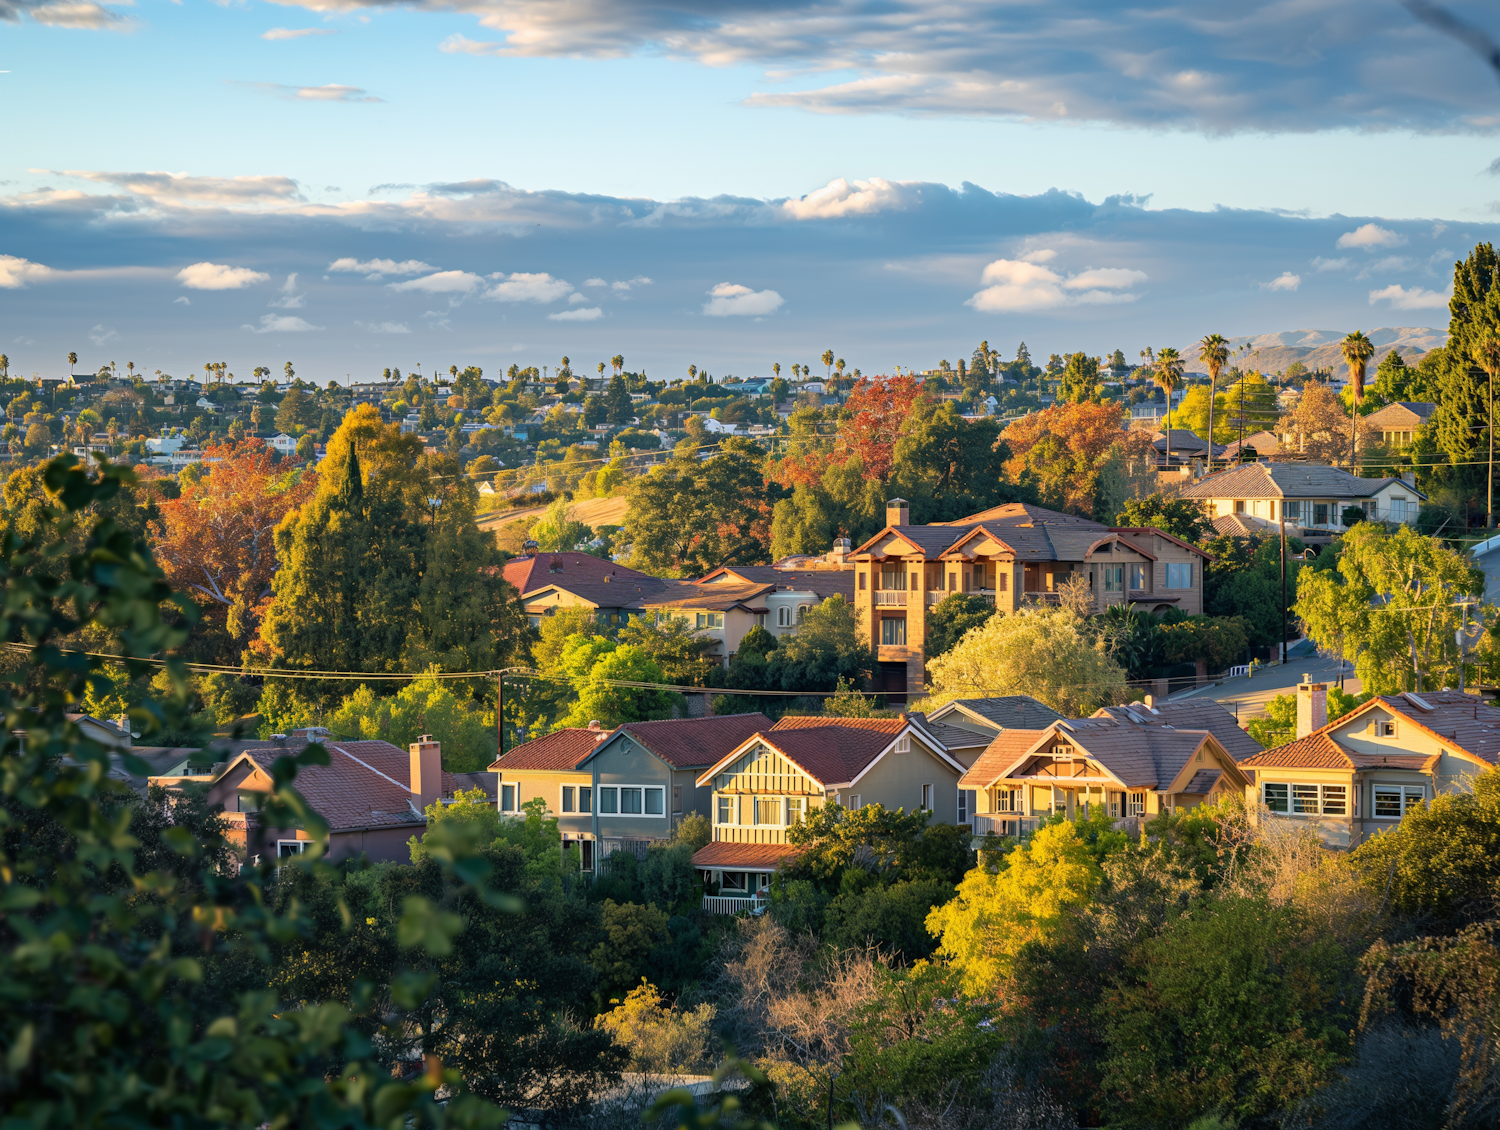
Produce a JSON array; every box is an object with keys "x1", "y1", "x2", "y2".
[{"x1": 6, "y1": 0, "x2": 1500, "y2": 384}]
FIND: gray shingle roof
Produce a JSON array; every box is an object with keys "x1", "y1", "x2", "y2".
[
  {"x1": 935, "y1": 696, "x2": 1068, "y2": 731},
  {"x1": 1181, "y1": 462, "x2": 1426, "y2": 502},
  {"x1": 1092, "y1": 699, "x2": 1265, "y2": 762}
]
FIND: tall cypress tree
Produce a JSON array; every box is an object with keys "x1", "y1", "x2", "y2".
[{"x1": 1430, "y1": 244, "x2": 1500, "y2": 511}]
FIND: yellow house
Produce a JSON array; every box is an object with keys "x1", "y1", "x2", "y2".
[
  {"x1": 1241, "y1": 680, "x2": 1500, "y2": 849},
  {"x1": 959, "y1": 716, "x2": 1252, "y2": 839},
  {"x1": 488, "y1": 725, "x2": 611, "y2": 868}
]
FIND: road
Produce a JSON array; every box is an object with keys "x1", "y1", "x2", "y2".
[{"x1": 1171, "y1": 648, "x2": 1362, "y2": 725}]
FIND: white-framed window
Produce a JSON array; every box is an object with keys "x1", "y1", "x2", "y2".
[
  {"x1": 561, "y1": 786, "x2": 575, "y2": 813},
  {"x1": 1108, "y1": 792, "x2": 1120, "y2": 818},
  {"x1": 1376, "y1": 720, "x2": 1396, "y2": 737},
  {"x1": 1265, "y1": 782, "x2": 1354, "y2": 817},
  {"x1": 1284, "y1": 500, "x2": 1302, "y2": 520},
  {"x1": 994, "y1": 787, "x2": 1020, "y2": 813},
  {"x1": 717, "y1": 795, "x2": 735, "y2": 825},
  {"x1": 1390, "y1": 498, "x2": 1409, "y2": 521},
  {"x1": 277, "y1": 840, "x2": 311, "y2": 857},
  {"x1": 1127, "y1": 791, "x2": 1146, "y2": 817},
  {"x1": 1292, "y1": 784, "x2": 1319, "y2": 815},
  {"x1": 1165, "y1": 563, "x2": 1193, "y2": 589},
  {"x1": 777, "y1": 607, "x2": 789, "y2": 627},
  {"x1": 753, "y1": 796, "x2": 780, "y2": 825},
  {"x1": 696, "y1": 612, "x2": 725, "y2": 629},
  {"x1": 1373, "y1": 785, "x2": 1426, "y2": 819},
  {"x1": 845, "y1": 794, "x2": 861, "y2": 810},
  {"x1": 785, "y1": 797, "x2": 804, "y2": 825},
  {"x1": 894, "y1": 735, "x2": 911, "y2": 754},
  {"x1": 1321, "y1": 785, "x2": 1348, "y2": 816},
  {"x1": 579, "y1": 787, "x2": 592, "y2": 814},
  {"x1": 500, "y1": 783, "x2": 517, "y2": 812},
  {"x1": 957, "y1": 789, "x2": 974, "y2": 824},
  {"x1": 920, "y1": 784, "x2": 933, "y2": 811}
]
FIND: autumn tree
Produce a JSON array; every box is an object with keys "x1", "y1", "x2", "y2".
[{"x1": 1002, "y1": 401, "x2": 1155, "y2": 520}]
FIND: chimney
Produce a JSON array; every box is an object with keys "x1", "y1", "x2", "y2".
[
  {"x1": 409, "y1": 733, "x2": 443, "y2": 811},
  {"x1": 588, "y1": 719, "x2": 601, "y2": 730},
  {"x1": 522, "y1": 539, "x2": 539, "y2": 553},
  {"x1": 1401, "y1": 471, "x2": 1415, "y2": 487},
  {"x1": 830, "y1": 537, "x2": 851, "y2": 564},
  {"x1": 1296, "y1": 676, "x2": 1327, "y2": 739},
  {"x1": 886, "y1": 498, "x2": 910, "y2": 527}
]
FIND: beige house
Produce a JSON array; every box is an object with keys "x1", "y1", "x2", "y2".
[
  {"x1": 959, "y1": 714, "x2": 1252, "y2": 840},
  {"x1": 1363, "y1": 402, "x2": 1435, "y2": 450},
  {"x1": 848, "y1": 500, "x2": 1210, "y2": 698},
  {"x1": 691, "y1": 714, "x2": 965, "y2": 903},
  {"x1": 1241, "y1": 680, "x2": 1500, "y2": 849},
  {"x1": 1182, "y1": 462, "x2": 1425, "y2": 532}
]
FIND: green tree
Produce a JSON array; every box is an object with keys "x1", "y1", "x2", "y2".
[
  {"x1": 274, "y1": 386, "x2": 315, "y2": 433},
  {"x1": 1115, "y1": 493, "x2": 1213, "y2": 544},
  {"x1": 554, "y1": 635, "x2": 681, "y2": 729},
  {"x1": 924, "y1": 593, "x2": 998, "y2": 660},
  {"x1": 590, "y1": 900, "x2": 670, "y2": 1007},
  {"x1": 1058, "y1": 352, "x2": 1102, "y2": 404},
  {"x1": 329, "y1": 670, "x2": 497, "y2": 771},
  {"x1": 605, "y1": 374, "x2": 632, "y2": 426},
  {"x1": 531, "y1": 497, "x2": 591, "y2": 552},
  {"x1": 625, "y1": 449, "x2": 772, "y2": 576},
  {"x1": 1430, "y1": 245, "x2": 1500, "y2": 512},
  {"x1": 767, "y1": 595, "x2": 869, "y2": 691}
]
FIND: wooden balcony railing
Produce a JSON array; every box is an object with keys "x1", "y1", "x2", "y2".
[
  {"x1": 874, "y1": 591, "x2": 908, "y2": 606},
  {"x1": 702, "y1": 893, "x2": 767, "y2": 916}
]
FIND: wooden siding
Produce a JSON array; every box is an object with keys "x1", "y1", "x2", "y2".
[{"x1": 713, "y1": 742, "x2": 823, "y2": 796}]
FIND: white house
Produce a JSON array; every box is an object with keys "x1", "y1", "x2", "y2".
[
  {"x1": 703, "y1": 417, "x2": 741, "y2": 435},
  {"x1": 267, "y1": 433, "x2": 297, "y2": 455},
  {"x1": 1181, "y1": 463, "x2": 1425, "y2": 533},
  {"x1": 146, "y1": 431, "x2": 186, "y2": 456}
]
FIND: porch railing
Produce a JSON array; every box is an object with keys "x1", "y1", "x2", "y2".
[
  {"x1": 1020, "y1": 592, "x2": 1060, "y2": 606},
  {"x1": 972, "y1": 813, "x2": 1040, "y2": 839},
  {"x1": 874, "y1": 591, "x2": 908, "y2": 606},
  {"x1": 702, "y1": 893, "x2": 767, "y2": 916}
]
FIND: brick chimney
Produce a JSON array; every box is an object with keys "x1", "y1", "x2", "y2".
[
  {"x1": 409, "y1": 733, "x2": 443, "y2": 811},
  {"x1": 1296, "y1": 676, "x2": 1327, "y2": 739},
  {"x1": 886, "y1": 498, "x2": 910, "y2": 527}
]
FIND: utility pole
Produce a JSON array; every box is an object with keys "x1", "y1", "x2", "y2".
[{"x1": 1280, "y1": 505, "x2": 1288, "y2": 664}]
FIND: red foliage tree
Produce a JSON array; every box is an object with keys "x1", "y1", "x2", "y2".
[{"x1": 833, "y1": 375, "x2": 927, "y2": 482}]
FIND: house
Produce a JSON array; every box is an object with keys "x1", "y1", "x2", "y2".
[
  {"x1": 923, "y1": 696, "x2": 1069, "y2": 773},
  {"x1": 1090, "y1": 695, "x2": 1265, "y2": 762},
  {"x1": 638, "y1": 583, "x2": 773, "y2": 663},
  {"x1": 1219, "y1": 430, "x2": 1280, "y2": 461},
  {"x1": 488, "y1": 723, "x2": 613, "y2": 868},
  {"x1": 695, "y1": 564, "x2": 856, "y2": 637},
  {"x1": 267, "y1": 433, "x2": 297, "y2": 455},
  {"x1": 146, "y1": 431, "x2": 186, "y2": 456},
  {"x1": 959, "y1": 715, "x2": 1252, "y2": 840},
  {"x1": 1151, "y1": 428, "x2": 1222, "y2": 469},
  {"x1": 1471, "y1": 533, "x2": 1500, "y2": 607},
  {"x1": 502, "y1": 550, "x2": 670, "y2": 628},
  {"x1": 848, "y1": 500, "x2": 1212, "y2": 699},
  {"x1": 1182, "y1": 462, "x2": 1425, "y2": 531},
  {"x1": 1364, "y1": 402, "x2": 1435, "y2": 450},
  {"x1": 1241, "y1": 679, "x2": 1500, "y2": 848},
  {"x1": 691, "y1": 714, "x2": 966, "y2": 902},
  {"x1": 160, "y1": 734, "x2": 460, "y2": 863}
]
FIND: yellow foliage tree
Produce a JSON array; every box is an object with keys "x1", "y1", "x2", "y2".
[
  {"x1": 594, "y1": 981, "x2": 717, "y2": 1074},
  {"x1": 926, "y1": 822, "x2": 1103, "y2": 997}
]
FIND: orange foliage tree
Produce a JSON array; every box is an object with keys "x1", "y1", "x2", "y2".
[
  {"x1": 1002, "y1": 402, "x2": 1154, "y2": 519},
  {"x1": 833, "y1": 374, "x2": 927, "y2": 481},
  {"x1": 152, "y1": 438, "x2": 316, "y2": 659}
]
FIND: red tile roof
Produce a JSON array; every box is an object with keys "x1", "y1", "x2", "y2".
[
  {"x1": 692, "y1": 841, "x2": 802, "y2": 870},
  {"x1": 1246, "y1": 690, "x2": 1500, "y2": 771},
  {"x1": 237, "y1": 739, "x2": 457, "y2": 832},
  {"x1": 612, "y1": 713, "x2": 774, "y2": 769},
  {"x1": 490, "y1": 727, "x2": 609, "y2": 772},
  {"x1": 958, "y1": 729, "x2": 1050, "y2": 789},
  {"x1": 1241, "y1": 733, "x2": 1354, "y2": 770},
  {"x1": 501, "y1": 551, "x2": 659, "y2": 597}
]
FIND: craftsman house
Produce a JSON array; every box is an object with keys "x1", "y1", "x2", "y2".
[
  {"x1": 1241, "y1": 678, "x2": 1500, "y2": 849},
  {"x1": 848, "y1": 500, "x2": 1211, "y2": 698},
  {"x1": 691, "y1": 714, "x2": 965, "y2": 904}
]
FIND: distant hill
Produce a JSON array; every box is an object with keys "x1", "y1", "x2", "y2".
[{"x1": 1182, "y1": 327, "x2": 1447, "y2": 375}]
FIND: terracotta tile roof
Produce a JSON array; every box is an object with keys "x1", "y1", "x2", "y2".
[
  {"x1": 959, "y1": 729, "x2": 1049, "y2": 789},
  {"x1": 490, "y1": 727, "x2": 609, "y2": 772},
  {"x1": 1246, "y1": 690, "x2": 1500, "y2": 771},
  {"x1": 639, "y1": 581, "x2": 774, "y2": 612},
  {"x1": 1241, "y1": 733, "x2": 1353, "y2": 770},
  {"x1": 692, "y1": 841, "x2": 802, "y2": 870},
  {"x1": 237, "y1": 739, "x2": 457, "y2": 832},
  {"x1": 1093, "y1": 700, "x2": 1265, "y2": 762},
  {"x1": 502, "y1": 552, "x2": 660, "y2": 597},
  {"x1": 613, "y1": 713, "x2": 774, "y2": 769}
]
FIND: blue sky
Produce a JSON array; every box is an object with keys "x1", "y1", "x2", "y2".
[{"x1": 5, "y1": 0, "x2": 1500, "y2": 383}]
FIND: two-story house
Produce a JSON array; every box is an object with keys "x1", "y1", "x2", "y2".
[
  {"x1": 959, "y1": 713, "x2": 1252, "y2": 839},
  {"x1": 1240, "y1": 678, "x2": 1500, "y2": 848},
  {"x1": 490, "y1": 713, "x2": 772, "y2": 868},
  {"x1": 848, "y1": 500, "x2": 1211, "y2": 698},
  {"x1": 501, "y1": 550, "x2": 669, "y2": 629},
  {"x1": 695, "y1": 565, "x2": 856, "y2": 637},
  {"x1": 690, "y1": 714, "x2": 966, "y2": 903},
  {"x1": 1181, "y1": 463, "x2": 1426, "y2": 532}
]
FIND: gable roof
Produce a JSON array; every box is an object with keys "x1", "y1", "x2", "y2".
[
  {"x1": 1364, "y1": 402, "x2": 1435, "y2": 428},
  {"x1": 490, "y1": 727, "x2": 609, "y2": 772},
  {"x1": 930, "y1": 696, "x2": 1068, "y2": 732},
  {"x1": 502, "y1": 551, "x2": 662, "y2": 598},
  {"x1": 639, "y1": 580, "x2": 773, "y2": 612},
  {"x1": 968, "y1": 719, "x2": 1237, "y2": 792},
  {"x1": 1180, "y1": 462, "x2": 1427, "y2": 502},
  {"x1": 225, "y1": 739, "x2": 457, "y2": 832},
  {"x1": 942, "y1": 502, "x2": 1105, "y2": 528},
  {"x1": 586, "y1": 712, "x2": 774, "y2": 770},
  {"x1": 958, "y1": 729, "x2": 1051, "y2": 789},
  {"x1": 691, "y1": 841, "x2": 801, "y2": 871},
  {"x1": 697, "y1": 714, "x2": 962, "y2": 790},
  {"x1": 1092, "y1": 699, "x2": 1265, "y2": 762}
]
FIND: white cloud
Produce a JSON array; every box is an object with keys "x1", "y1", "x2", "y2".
[
  {"x1": 262, "y1": 26, "x2": 337, "y2": 39},
  {"x1": 269, "y1": 272, "x2": 305, "y2": 308},
  {"x1": 781, "y1": 177, "x2": 913, "y2": 220},
  {"x1": 567, "y1": 293, "x2": 587, "y2": 304},
  {"x1": 173, "y1": 296, "x2": 191, "y2": 305},
  {"x1": 245, "y1": 314, "x2": 322, "y2": 333},
  {"x1": 88, "y1": 324, "x2": 117, "y2": 345},
  {"x1": 702, "y1": 282, "x2": 784, "y2": 317},
  {"x1": 584, "y1": 277, "x2": 608, "y2": 287},
  {"x1": 177, "y1": 262, "x2": 271, "y2": 290},
  {"x1": 486, "y1": 271, "x2": 572, "y2": 303},
  {"x1": 967, "y1": 257, "x2": 1145, "y2": 312},
  {"x1": 53, "y1": 169, "x2": 302, "y2": 203},
  {"x1": 1311, "y1": 256, "x2": 1350, "y2": 272},
  {"x1": 328, "y1": 257, "x2": 435, "y2": 277},
  {"x1": 0, "y1": 254, "x2": 55, "y2": 288},
  {"x1": 1337, "y1": 223, "x2": 1406, "y2": 250},
  {"x1": 1262, "y1": 271, "x2": 1301, "y2": 291},
  {"x1": 237, "y1": 82, "x2": 382, "y2": 103},
  {"x1": 1368, "y1": 284, "x2": 1450, "y2": 310},
  {"x1": 24, "y1": 1, "x2": 131, "y2": 29},
  {"x1": 389, "y1": 270, "x2": 483, "y2": 293},
  {"x1": 548, "y1": 306, "x2": 603, "y2": 321},
  {"x1": 1019, "y1": 249, "x2": 1058, "y2": 264},
  {"x1": 354, "y1": 320, "x2": 411, "y2": 333}
]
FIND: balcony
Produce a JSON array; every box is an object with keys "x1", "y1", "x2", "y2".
[
  {"x1": 972, "y1": 813, "x2": 1040, "y2": 839},
  {"x1": 702, "y1": 892, "x2": 768, "y2": 916},
  {"x1": 874, "y1": 591, "x2": 908, "y2": 607},
  {"x1": 1020, "y1": 592, "x2": 1061, "y2": 606},
  {"x1": 925, "y1": 591, "x2": 945, "y2": 606}
]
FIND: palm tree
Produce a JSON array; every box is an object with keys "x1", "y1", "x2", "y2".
[
  {"x1": 772, "y1": 362, "x2": 781, "y2": 380},
  {"x1": 688, "y1": 365, "x2": 697, "y2": 382},
  {"x1": 1154, "y1": 347, "x2": 1185, "y2": 474},
  {"x1": 68, "y1": 352, "x2": 77, "y2": 378},
  {"x1": 0, "y1": 354, "x2": 8, "y2": 379},
  {"x1": 821, "y1": 349, "x2": 834, "y2": 379},
  {"x1": 611, "y1": 354, "x2": 625, "y2": 378},
  {"x1": 1473, "y1": 334, "x2": 1500, "y2": 527},
  {"x1": 1197, "y1": 333, "x2": 1230, "y2": 469},
  {"x1": 835, "y1": 358, "x2": 846, "y2": 382},
  {"x1": 1340, "y1": 331, "x2": 1376, "y2": 469},
  {"x1": 597, "y1": 362, "x2": 606, "y2": 389}
]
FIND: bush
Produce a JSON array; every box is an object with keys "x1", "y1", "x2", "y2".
[
  {"x1": 594, "y1": 982, "x2": 717, "y2": 1074},
  {"x1": 823, "y1": 878, "x2": 955, "y2": 962}
]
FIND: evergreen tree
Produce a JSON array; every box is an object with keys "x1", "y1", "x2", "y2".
[
  {"x1": 1431, "y1": 244, "x2": 1500, "y2": 510},
  {"x1": 606, "y1": 374, "x2": 633, "y2": 426}
]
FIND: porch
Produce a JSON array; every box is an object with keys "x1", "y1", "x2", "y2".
[
  {"x1": 972, "y1": 812, "x2": 1143, "y2": 840},
  {"x1": 702, "y1": 891, "x2": 769, "y2": 916}
]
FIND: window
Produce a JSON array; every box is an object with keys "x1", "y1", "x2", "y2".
[
  {"x1": 894, "y1": 735, "x2": 911, "y2": 753},
  {"x1": 1292, "y1": 784, "x2": 1319, "y2": 814},
  {"x1": 1284, "y1": 500, "x2": 1302, "y2": 520},
  {"x1": 754, "y1": 797, "x2": 779, "y2": 825},
  {"x1": 949, "y1": 572, "x2": 957, "y2": 591},
  {"x1": 1321, "y1": 785, "x2": 1347, "y2": 816},
  {"x1": 994, "y1": 788, "x2": 1019, "y2": 813},
  {"x1": 1391, "y1": 498, "x2": 1409, "y2": 521},
  {"x1": 880, "y1": 566, "x2": 905, "y2": 590},
  {"x1": 645, "y1": 787, "x2": 664, "y2": 815},
  {"x1": 998, "y1": 572, "x2": 1008, "y2": 592},
  {"x1": 1234, "y1": 500, "x2": 1246, "y2": 513},
  {"x1": 596, "y1": 785, "x2": 662, "y2": 818},
  {"x1": 797, "y1": 605, "x2": 810, "y2": 623},
  {"x1": 881, "y1": 617, "x2": 907, "y2": 645},
  {"x1": 717, "y1": 795, "x2": 734, "y2": 824},
  {"x1": 858, "y1": 572, "x2": 867, "y2": 590},
  {"x1": 1129, "y1": 564, "x2": 1148, "y2": 590},
  {"x1": 1377, "y1": 721, "x2": 1396, "y2": 737},
  {"x1": 1127, "y1": 791, "x2": 1146, "y2": 817},
  {"x1": 1165, "y1": 563, "x2": 1193, "y2": 589},
  {"x1": 620, "y1": 787, "x2": 643, "y2": 814},
  {"x1": 579, "y1": 787, "x2": 592, "y2": 814},
  {"x1": 786, "y1": 797, "x2": 804, "y2": 825},
  {"x1": 846, "y1": 794, "x2": 862, "y2": 810},
  {"x1": 580, "y1": 840, "x2": 595, "y2": 871},
  {"x1": 562, "y1": 786, "x2": 575, "y2": 813},
  {"x1": 599, "y1": 787, "x2": 618, "y2": 814},
  {"x1": 1314, "y1": 502, "x2": 1329, "y2": 525},
  {"x1": 277, "y1": 840, "x2": 311, "y2": 857},
  {"x1": 911, "y1": 572, "x2": 919, "y2": 591},
  {"x1": 957, "y1": 789, "x2": 974, "y2": 824},
  {"x1": 1374, "y1": 786, "x2": 1426, "y2": 818},
  {"x1": 236, "y1": 791, "x2": 263, "y2": 813},
  {"x1": 1263, "y1": 783, "x2": 1289, "y2": 813},
  {"x1": 500, "y1": 783, "x2": 516, "y2": 812},
  {"x1": 1109, "y1": 793, "x2": 1120, "y2": 818},
  {"x1": 1103, "y1": 565, "x2": 1124, "y2": 592},
  {"x1": 672, "y1": 785, "x2": 682, "y2": 814},
  {"x1": 696, "y1": 612, "x2": 725, "y2": 629},
  {"x1": 921, "y1": 784, "x2": 933, "y2": 811}
]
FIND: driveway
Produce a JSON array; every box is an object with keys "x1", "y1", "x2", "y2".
[{"x1": 1170, "y1": 647, "x2": 1361, "y2": 725}]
